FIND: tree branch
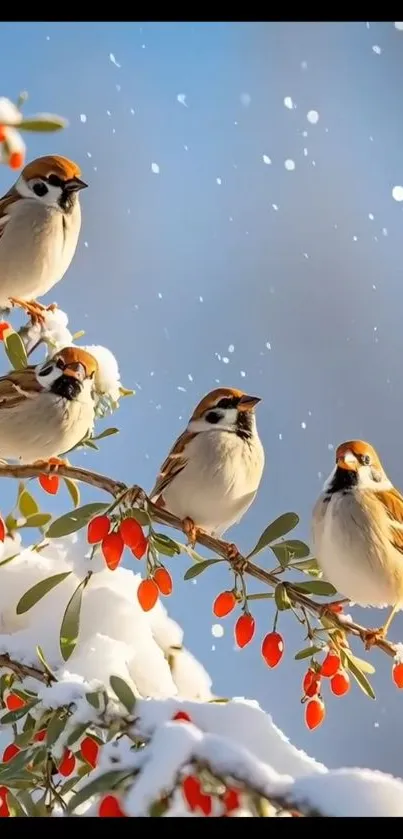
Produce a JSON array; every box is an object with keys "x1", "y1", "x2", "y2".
[
  {"x1": 0, "y1": 464, "x2": 397, "y2": 659},
  {"x1": 0, "y1": 654, "x2": 50, "y2": 684}
]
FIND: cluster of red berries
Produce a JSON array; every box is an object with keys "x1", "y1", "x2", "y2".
[
  {"x1": 213, "y1": 590, "x2": 285, "y2": 665},
  {"x1": 301, "y1": 650, "x2": 351, "y2": 730}
]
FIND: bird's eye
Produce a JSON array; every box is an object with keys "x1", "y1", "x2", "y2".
[
  {"x1": 361, "y1": 454, "x2": 371, "y2": 465},
  {"x1": 32, "y1": 181, "x2": 48, "y2": 198},
  {"x1": 205, "y1": 410, "x2": 221, "y2": 424}
]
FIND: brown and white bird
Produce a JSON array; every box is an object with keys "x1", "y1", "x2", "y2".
[
  {"x1": 150, "y1": 387, "x2": 265, "y2": 548},
  {"x1": 0, "y1": 346, "x2": 97, "y2": 463},
  {"x1": 0, "y1": 154, "x2": 87, "y2": 320},
  {"x1": 312, "y1": 439, "x2": 403, "y2": 646}
]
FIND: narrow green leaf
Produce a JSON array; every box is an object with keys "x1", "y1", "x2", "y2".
[
  {"x1": 246, "y1": 592, "x2": 274, "y2": 601},
  {"x1": 271, "y1": 544, "x2": 291, "y2": 568},
  {"x1": 19, "y1": 116, "x2": 67, "y2": 132},
  {"x1": 30, "y1": 746, "x2": 47, "y2": 768},
  {"x1": 60, "y1": 777, "x2": 80, "y2": 795},
  {"x1": 291, "y1": 580, "x2": 337, "y2": 596},
  {"x1": 184, "y1": 559, "x2": 224, "y2": 581},
  {"x1": 153, "y1": 533, "x2": 181, "y2": 557},
  {"x1": 344, "y1": 656, "x2": 376, "y2": 699},
  {"x1": 110, "y1": 675, "x2": 136, "y2": 713},
  {"x1": 60, "y1": 577, "x2": 89, "y2": 662},
  {"x1": 247, "y1": 513, "x2": 299, "y2": 558},
  {"x1": 18, "y1": 490, "x2": 39, "y2": 518},
  {"x1": 15, "y1": 790, "x2": 38, "y2": 817},
  {"x1": 83, "y1": 439, "x2": 99, "y2": 450},
  {"x1": 208, "y1": 697, "x2": 230, "y2": 703},
  {"x1": 119, "y1": 386, "x2": 134, "y2": 397},
  {"x1": 290, "y1": 557, "x2": 320, "y2": 574},
  {"x1": 67, "y1": 769, "x2": 131, "y2": 813},
  {"x1": 46, "y1": 502, "x2": 109, "y2": 538},
  {"x1": 36, "y1": 645, "x2": 57, "y2": 682},
  {"x1": 92, "y1": 427, "x2": 119, "y2": 441},
  {"x1": 16, "y1": 572, "x2": 72, "y2": 615},
  {"x1": 46, "y1": 712, "x2": 68, "y2": 746},
  {"x1": 280, "y1": 539, "x2": 310, "y2": 559},
  {"x1": 21, "y1": 513, "x2": 52, "y2": 529},
  {"x1": 294, "y1": 645, "x2": 323, "y2": 661},
  {"x1": 4, "y1": 513, "x2": 17, "y2": 532},
  {"x1": 67, "y1": 723, "x2": 90, "y2": 748},
  {"x1": 341, "y1": 649, "x2": 376, "y2": 676},
  {"x1": 64, "y1": 477, "x2": 80, "y2": 509},
  {"x1": 129, "y1": 508, "x2": 150, "y2": 526},
  {"x1": 7, "y1": 790, "x2": 28, "y2": 817},
  {"x1": 4, "y1": 330, "x2": 28, "y2": 370},
  {"x1": 85, "y1": 691, "x2": 100, "y2": 710},
  {"x1": 149, "y1": 799, "x2": 169, "y2": 817},
  {"x1": 0, "y1": 553, "x2": 19, "y2": 567},
  {"x1": 0, "y1": 698, "x2": 39, "y2": 725},
  {"x1": 274, "y1": 583, "x2": 291, "y2": 611}
]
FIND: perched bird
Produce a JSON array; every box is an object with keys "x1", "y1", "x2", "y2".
[
  {"x1": 150, "y1": 387, "x2": 265, "y2": 553},
  {"x1": 0, "y1": 154, "x2": 87, "y2": 320},
  {"x1": 312, "y1": 439, "x2": 403, "y2": 647},
  {"x1": 0, "y1": 346, "x2": 97, "y2": 463}
]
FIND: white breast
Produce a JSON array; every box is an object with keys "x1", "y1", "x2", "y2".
[{"x1": 161, "y1": 429, "x2": 265, "y2": 536}]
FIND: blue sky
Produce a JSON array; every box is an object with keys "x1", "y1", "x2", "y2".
[{"x1": 1, "y1": 21, "x2": 403, "y2": 774}]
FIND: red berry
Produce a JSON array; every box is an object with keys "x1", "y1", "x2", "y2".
[
  {"x1": 0, "y1": 517, "x2": 5, "y2": 542},
  {"x1": 154, "y1": 567, "x2": 173, "y2": 596},
  {"x1": 172, "y1": 711, "x2": 192, "y2": 723},
  {"x1": 131, "y1": 534, "x2": 148, "y2": 559},
  {"x1": 327, "y1": 602, "x2": 344, "y2": 614},
  {"x1": 213, "y1": 590, "x2": 236, "y2": 618},
  {"x1": 99, "y1": 794, "x2": 126, "y2": 817},
  {"x1": 81, "y1": 736, "x2": 99, "y2": 768},
  {"x1": 182, "y1": 775, "x2": 212, "y2": 815},
  {"x1": 0, "y1": 127, "x2": 6, "y2": 143},
  {"x1": 320, "y1": 650, "x2": 341, "y2": 678},
  {"x1": 119, "y1": 517, "x2": 145, "y2": 549},
  {"x1": 5, "y1": 693, "x2": 25, "y2": 711},
  {"x1": 58, "y1": 749, "x2": 76, "y2": 777},
  {"x1": 330, "y1": 669, "x2": 350, "y2": 697},
  {"x1": 261, "y1": 631, "x2": 284, "y2": 668},
  {"x1": 102, "y1": 532, "x2": 124, "y2": 571},
  {"x1": 303, "y1": 668, "x2": 321, "y2": 698},
  {"x1": 137, "y1": 578, "x2": 159, "y2": 611},
  {"x1": 87, "y1": 515, "x2": 111, "y2": 544},
  {"x1": 0, "y1": 787, "x2": 9, "y2": 818},
  {"x1": 38, "y1": 474, "x2": 60, "y2": 495},
  {"x1": 234, "y1": 613, "x2": 255, "y2": 648},
  {"x1": 222, "y1": 787, "x2": 241, "y2": 813},
  {"x1": 0, "y1": 323, "x2": 10, "y2": 342},
  {"x1": 392, "y1": 661, "x2": 403, "y2": 689},
  {"x1": 34, "y1": 729, "x2": 46, "y2": 742},
  {"x1": 305, "y1": 697, "x2": 326, "y2": 730},
  {"x1": 2, "y1": 743, "x2": 19, "y2": 763},
  {"x1": 9, "y1": 152, "x2": 24, "y2": 170}
]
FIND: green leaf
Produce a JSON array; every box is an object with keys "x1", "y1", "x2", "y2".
[
  {"x1": 83, "y1": 439, "x2": 99, "y2": 450},
  {"x1": 30, "y1": 746, "x2": 47, "y2": 769},
  {"x1": 110, "y1": 675, "x2": 136, "y2": 713},
  {"x1": 274, "y1": 583, "x2": 292, "y2": 611},
  {"x1": 247, "y1": 513, "x2": 299, "y2": 558},
  {"x1": 5, "y1": 513, "x2": 17, "y2": 532},
  {"x1": 294, "y1": 645, "x2": 323, "y2": 661},
  {"x1": 67, "y1": 769, "x2": 131, "y2": 813},
  {"x1": 291, "y1": 580, "x2": 337, "y2": 596},
  {"x1": 18, "y1": 490, "x2": 39, "y2": 518},
  {"x1": 184, "y1": 559, "x2": 224, "y2": 580},
  {"x1": 60, "y1": 777, "x2": 80, "y2": 795},
  {"x1": 67, "y1": 723, "x2": 90, "y2": 748},
  {"x1": 341, "y1": 649, "x2": 376, "y2": 676},
  {"x1": 19, "y1": 115, "x2": 67, "y2": 132},
  {"x1": 153, "y1": 533, "x2": 181, "y2": 557},
  {"x1": 130, "y1": 508, "x2": 150, "y2": 526},
  {"x1": 60, "y1": 577, "x2": 89, "y2": 662},
  {"x1": 0, "y1": 553, "x2": 19, "y2": 567},
  {"x1": 119, "y1": 386, "x2": 134, "y2": 397},
  {"x1": 1, "y1": 698, "x2": 39, "y2": 725},
  {"x1": 344, "y1": 655, "x2": 376, "y2": 699},
  {"x1": 7, "y1": 790, "x2": 29, "y2": 817},
  {"x1": 16, "y1": 572, "x2": 71, "y2": 615},
  {"x1": 36, "y1": 645, "x2": 57, "y2": 682},
  {"x1": 64, "y1": 477, "x2": 80, "y2": 509},
  {"x1": 46, "y1": 712, "x2": 68, "y2": 746},
  {"x1": 4, "y1": 330, "x2": 28, "y2": 370},
  {"x1": 290, "y1": 557, "x2": 320, "y2": 574},
  {"x1": 91, "y1": 427, "x2": 119, "y2": 441},
  {"x1": 149, "y1": 799, "x2": 169, "y2": 817},
  {"x1": 46, "y1": 502, "x2": 109, "y2": 538},
  {"x1": 20, "y1": 513, "x2": 52, "y2": 529},
  {"x1": 280, "y1": 539, "x2": 310, "y2": 559},
  {"x1": 85, "y1": 691, "x2": 101, "y2": 710},
  {"x1": 246, "y1": 592, "x2": 274, "y2": 601},
  {"x1": 271, "y1": 544, "x2": 291, "y2": 568},
  {"x1": 15, "y1": 790, "x2": 39, "y2": 817}
]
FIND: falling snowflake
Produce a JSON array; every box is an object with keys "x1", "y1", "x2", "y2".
[
  {"x1": 284, "y1": 159, "x2": 295, "y2": 171},
  {"x1": 283, "y1": 96, "x2": 294, "y2": 110},
  {"x1": 307, "y1": 110, "x2": 319, "y2": 124},
  {"x1": 263, "y1": 154, "x2": 272, "y2": 165},
  {"x1": 177, "y1": 93, "x2": 188, "y2": 107},
  {"x1": 151, "y1": 162, "x2": 160, "y2": 174},
  {"x1": 109, "y1": 53, "x2": 121, "y2": 68},
  {"x1": 80, "y1": 114, "x2": 87, "y2": 123},
  {"x1": 392, "y1": 185, "x2": 403, "y2": 202}
]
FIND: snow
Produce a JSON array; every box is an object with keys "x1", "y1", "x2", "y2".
[
  {"x1": 284, "y1": 159, "x2": 295, "y2": 171},
  {"x1": 394, "y1": 22, "x2": 403, "y2": 30},
  {"x1": 80, "y1": 114, "x2": 87, "y2": 123},
  {"x1": 307, "y1": 109, "x2": 319, "y2": 124},
  {"x1": 372, "y1": 44, "x2": 382, "y2": 54},
  {"x1": 177, "y1": 93, "x2": 188, "y2": 107},
  {"x1": 109, "y1": 53, "x2": 121, "y2": 68},
  {"x1": 283, "y1": 96, "x2": 294, "y2": 110},
  {"x1": 392, "y1": 185, "x2": 403, "y2": 202},
  {"x1": 212, "y1": 624, "x2": 224, "y2": 637},
  {"x1": 151, "y1": 162, "x2": 160, "y2": 174},
  {"x1": 0, "y1": 97, "x2": 22, "y2": 125},
  {"x1": 262, "y1": 154, "x2": 271, "y2": 165}
]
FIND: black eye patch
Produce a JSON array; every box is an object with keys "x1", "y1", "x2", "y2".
[
  {"x1": 216, "y1": 396, "x2": 239, "y2": 409},
  {"x1": 38, "y1": 364, "x2": 54, "y2": 376},
  {"x1": 47, "y1": 174, "x2": 64, "y2": 188}
]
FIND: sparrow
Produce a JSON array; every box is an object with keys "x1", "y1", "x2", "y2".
[
  {"x1": 0, "y1": 154, "x2": 87, "y2": 321},
  {"x1": 150, "y1": 387, "x2": 265, "y2": 556},
  {"x1": 312, "y1": 439, "x2": 403, "y2": 647},
  {"x1": 0, "y1": 346, "x2": 97, "y2": 464}
]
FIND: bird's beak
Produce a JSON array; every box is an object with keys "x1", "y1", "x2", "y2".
[
  {"x1": 336, "y1": 452, "x2": 358, "y2": 471},
  {"x1": 64, "y1": 177, "x2": 88, "y2": 192},
  {"x1": 237, "y1": 394, "x2": 261, "y2": 412}
]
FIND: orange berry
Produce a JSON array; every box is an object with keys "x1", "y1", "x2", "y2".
[
  {"x1": 131, "y1": 534, "x2": 148, "y2": 559},
  {"x1": 33, "y1": 729, "x2": 46, "y2": 742},
  {"x1": 330, "y1": 669, "x2": 350, "y2": 697},
  {"x1": 234, "y1": 613, "x2": 255, "y2": 648},
  {"x1": 222, "y1": 787, "x2": 241, "y2": 813},
  {"x1": 172, "y1": 711, "x2": 192, "y2": 723},
  {"x1": 9, "y1": 152, "x2": 24, "y2": 170},
  {"x1": 119, "y1": 517, "x2": 145, "y2": 549},
  {"x1": 392, "y1": 661, "x2": 403, "y2": 689},
  {"x1": 213, "y1": 590, "x2": 236, "y2": 618},
  {"x1": 320, "y1": 650, "x2": 341, "y2": 678},
  {"x1": 261, "y1": 631, "x2": 284, "y2": 668},
  {"x1": 302, "y1": 668, "x2": 321, "y2": 698},
  {"x1": 58, "y1": 749, "x2": 76, "y2": 777},
  {"x1": 0, "y1": 127, "x2": 6, "y2": 143},
  {"x1": 154, "y1": 567, "x2": 173, "y2": 596},
  {"x1": 99, "y1": 794, "x2": 126, "y2": 817},
  {"x1": 137, "y1": 578, "x2": 159, "y2": 611},
  {"x1": 0, "y1": 787, "x2": 9, "y2": 818},
  {"x1": 327, "y1": 602, "x2": 344, "y2": 614},
  {"x1": 0, "y1": 323, "x2": 10, "y2": 342},
  {"x1": 2, "y1": 743, "x2": 19, "y2": 763},
  {"x1": 0, "y1": 517, "x2": 5, "y2": 543},
  {"x1": 38, "y1": 473, "x2": 60, "y2": 495},
  {"x1": 5, "y1": 693, "x2": 25, "y2": 711},
  {"x1": 305, "y1": 697, "x2": 326, "y2": 730},
  {"x1": 87, "y1": 514, "x2": 111, "y2": 544},
  {"x1": 102, "y1": 532, "x2": 124, "y2": 571},
  {"x1": 81, "y1": 736, "x2": 99, "y2": 769}
]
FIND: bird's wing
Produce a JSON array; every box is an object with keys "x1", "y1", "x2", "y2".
[
  {"x1": 0, "y1": 189, "x2": 20, "y2": 241},
  {"x1": 150, "y1": 430, "x2": 196, "y2": 502},
  {"x1": 374, "y1": 487, "x2": 403, "y2": 554},
  {"x1": 0, "y1": 367, "x2": 42, "y2": 409}
]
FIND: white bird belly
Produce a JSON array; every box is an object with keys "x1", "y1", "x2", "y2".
[
  {"x1": 161, "y1": 430, "x2": 264, "y2": 536},
  {"x1": 315, "y1": 494, "x2": 403, "y2": 608}
]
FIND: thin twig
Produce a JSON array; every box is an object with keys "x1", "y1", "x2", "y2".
[{"x1": 0, "y1": 654, "x2": 50, "y2": 684}]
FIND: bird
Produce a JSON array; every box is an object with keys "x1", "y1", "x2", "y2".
[
  {"x1": 150, "y1": 387, "x2": 265, "y2": 557},
  {"x1": 0, "y1": 346, "x2": 97, "y2": 464},
  {"x1": 312, "y1": 439, "x2": 403, "y2": 647},
  {"x1": 0, "y1": 154, "x2": 87, "y2": 321}
]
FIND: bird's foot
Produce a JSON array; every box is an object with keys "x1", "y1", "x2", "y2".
[
  {"x1": 181, "y1": 517, "x2": 199, "y2": 548},
  {"x1": 33, "y1": 457, "x2": 67, "y2": 475},
  {"x1": 8, "y1": 298, "x2": 58, "y2": 326},
  {"x1": 319, "y1": 598, "x2": 350, "y2": 619},
  {"x1": 226, "y1": 542, "x2": 248, "y2": 574},
  {"x1": 362, "y1": 626, "x2": 386, "y2": 650}
]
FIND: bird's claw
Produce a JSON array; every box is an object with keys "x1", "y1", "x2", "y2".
[
  {"x1": 9, "y1": 297, "x2": 58, "y2": 326},
  {"x1": 33, "y1": 457, "x2": 67, "y2": 475},
  {"x1": 226, "y1": 543, "x2": 248, "y2": 574},
  {"x1": 319, "y1": 598, "x2": 349, "y2": 619},
  {"x1": 182, "y1": 517, "x2": 199, "y2": 548}
]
